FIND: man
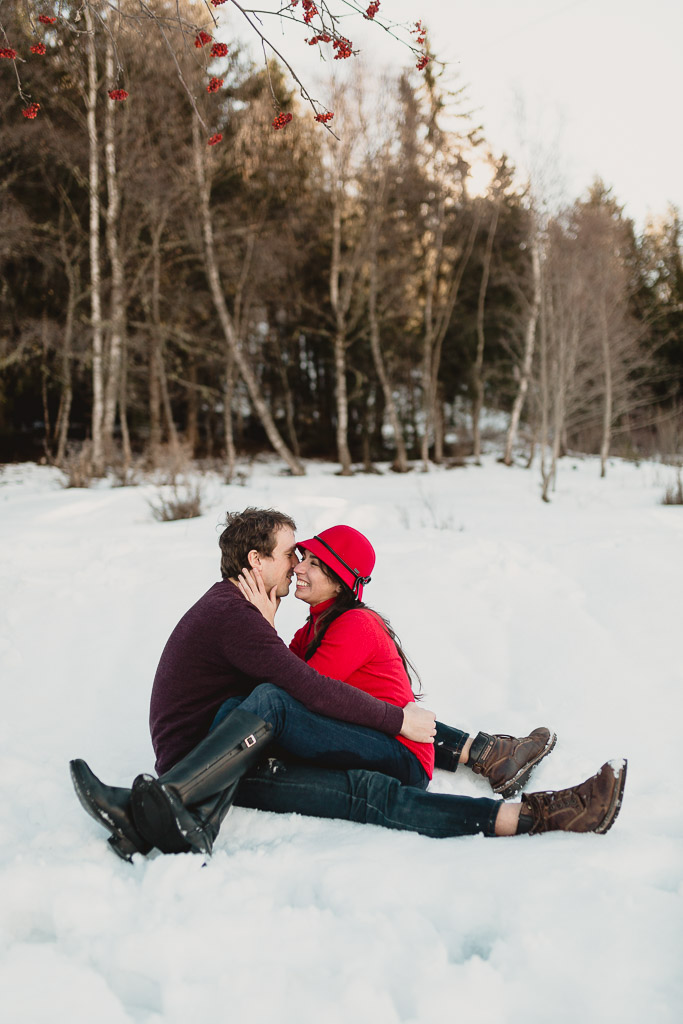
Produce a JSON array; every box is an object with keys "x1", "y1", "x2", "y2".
[{"x1": 70, "y1": 508, "x2": 624, "y2": 860}]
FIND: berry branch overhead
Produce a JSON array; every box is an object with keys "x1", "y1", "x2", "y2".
[{"x1": 3, "y1": 2, "x2": 433, "y2": 143}]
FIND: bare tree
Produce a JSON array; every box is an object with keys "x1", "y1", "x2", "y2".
[
  {"x1": 503, "y1": 217, "x2": 541, "y2": 465},
  {"x1": 471, "y1": 185, "x2": 501, "y2": 464},
  {"x1": 83, "y1": 3, "x2": 106, "y2": 474},
  {"x1": 191, "y1": 116, "x2": 305, "y2": 475},
  {"x1": 101, "y1": 34, "x2": 127, "y2": 461}
]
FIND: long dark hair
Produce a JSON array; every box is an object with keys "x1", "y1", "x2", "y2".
[{"x1": 304, "y1": 559, "x2": 423, "y2": 696}]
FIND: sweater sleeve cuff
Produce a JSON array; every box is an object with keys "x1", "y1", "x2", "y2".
[{"x1": 384, "y1": 702, "x2": 404, "y2": 736}]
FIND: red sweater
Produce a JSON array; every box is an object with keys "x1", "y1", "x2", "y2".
[{"x1": 290, "y1": 601, "x2": 434, "y2": 779}]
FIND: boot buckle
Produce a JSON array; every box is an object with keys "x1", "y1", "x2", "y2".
[{"x1": 244, "y1": 734, "x2": 257, "y2": 748}]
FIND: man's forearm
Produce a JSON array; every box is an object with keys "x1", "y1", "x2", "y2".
[{"x1": 228, "y1": 613, "x2": 405, "y2": 735}]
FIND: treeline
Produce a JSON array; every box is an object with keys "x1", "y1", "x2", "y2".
[{"x1": 1, "y1": 1, "x2": 682, "y2": 483}]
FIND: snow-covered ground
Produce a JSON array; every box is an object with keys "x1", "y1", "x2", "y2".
[{"x1": 1, "y1": 455, "x2": 681, "y2": 1023}]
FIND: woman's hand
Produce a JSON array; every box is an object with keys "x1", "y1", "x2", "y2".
[
  {"x1": 399, "y1": 703, "x2": 437, "y2": 743},
  {"x1": 236, "y1": 566, "x2": 280, "y2": 628}
]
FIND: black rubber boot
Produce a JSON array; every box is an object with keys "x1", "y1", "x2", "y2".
[
  {"x1": 69, "y1": 759, "x2": 152, "y2": 862},
  {"x1": 130, "y1": 708, "x2": 272, "y2": 856}
]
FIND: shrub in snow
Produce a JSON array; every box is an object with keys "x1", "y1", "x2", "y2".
[
  {"x1": 148, "y1": 481, "x2": 204, "y2": 521},
  {"x1": 661, "y1": 472, "x2": 683, "y2": 505},
  {"x1": 59, "y1": 443, "x2": 94, "y2": 488}
]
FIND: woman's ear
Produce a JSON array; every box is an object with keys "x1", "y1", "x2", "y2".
[{"x1": 247, "y1": 548, "x2": 261, "y2": 569}]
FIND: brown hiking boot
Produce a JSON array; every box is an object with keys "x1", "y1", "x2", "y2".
[
  {"x1": 469, "y1": 727, "x2": 557, "y2": 798},
  {"x1": 520, "y1": 759, "x2": 627, "y2": 835}
]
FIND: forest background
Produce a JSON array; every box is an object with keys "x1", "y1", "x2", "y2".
[{"x1": 1, "y1": 1, "x2": 682, "y2": 498}]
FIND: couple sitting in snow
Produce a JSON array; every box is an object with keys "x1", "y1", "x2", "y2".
[{"x1": 71, "y1": 507, "x2": 627, "y2": 860}]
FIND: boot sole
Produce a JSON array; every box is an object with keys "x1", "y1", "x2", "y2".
[
  {"x1": 69, "y1": 759, "x2": 151, "y2": 859},
  {"x1": 130, "y1": 775, "x2": 198, "y2": 855},
  {"x1": 494, "y1": 732, "x2": 558, "y2": 799},
  {"x1": 594, "y1": 759, "x2": 628, "y2": 834}
]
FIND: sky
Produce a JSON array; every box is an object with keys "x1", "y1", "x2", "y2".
[{"x1": 221, "y1": 0, "x2": 683, "y2": 230}]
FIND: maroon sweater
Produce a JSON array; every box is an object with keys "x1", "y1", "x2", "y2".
[{"x1": 149, "y1": 581, "x2": 404, "y2": 773}]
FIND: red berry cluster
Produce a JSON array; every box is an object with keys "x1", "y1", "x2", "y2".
[
  {"x1": 307, "y1": 33, "x2": 331, "y2": 45},
  {"x1": 314, "y1": 112, "x2": 334, "y2": 123},
  {"x1": 302, "y1": 1, "x2": 318, "y2": 25},
  {"x1": 412, "y1": 21, "x2": 427, "y2": 45},
  {"x1": 194, "y1": 32, "x2": 212, "y2": 48},
  {"x1": 207, "y1": 77, "x2": 223, "y2": 93},
  {"x1": 30, "y1": 43, "x2": 47, "y2": 55},
  {"x1": 0, "y1": 48, "x2": 17, "y2": 59},
  {"x1": 272, "y1": 112, "x2": 293, "y2": 130},
  {"x1": 416, "y1": 54, "x2": 429, "y2": 71},
  {"x1": 210, "y1": 42, "x2": 229, "y2": 58},
  {"x1": 38, "y1": 15, "x2": 56, "y2": 24},
  {"x1": 208, "y1": 133, "x2": 223, "y2": 146},
  {"x1": 210, "y1": 0, "x2": 228, "y2": 6},
  {"x1": 108, "y1": 89, "x2": 129, "y2": 101},
  {"x1": 365, "y1": 2, "x2": 380, "y2": 19},
  {"x1": 22, "y1": 102, "x2": 40, "y2": 119},
  {"x1": 333, "y1": 37, "x2": 353, "y2": 60}
]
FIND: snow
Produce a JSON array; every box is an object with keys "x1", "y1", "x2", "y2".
[{"x1": 1, "y1": 455, "x2": 682, "y2": 1023}]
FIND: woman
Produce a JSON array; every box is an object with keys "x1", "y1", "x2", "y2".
[{"x1": 237, "y1": 524, "x2": 433, "y2": 788}]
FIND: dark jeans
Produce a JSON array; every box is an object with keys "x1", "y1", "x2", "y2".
[
  {"x1": 434, "y1": 721, "x2": 470, "y2": 772},
  {"x1": 211, "y1": 684, "x2": 499, "y2": 839},
  {"x1": 211, "y1": 683, "x2": 428, "y2": 788},
  {"x1": 234, "y1": 758, "x2": 500, "y2": 838}
]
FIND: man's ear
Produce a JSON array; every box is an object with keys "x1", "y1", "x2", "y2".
[{"x1": 247, "y1": 549, "x2": 261, "y2": 570}]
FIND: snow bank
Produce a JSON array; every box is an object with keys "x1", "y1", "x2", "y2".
[{"x1": 1, "y1": 456, "x2": 681, "y2": 1022}]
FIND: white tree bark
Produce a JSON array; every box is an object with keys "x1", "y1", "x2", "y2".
[
  {"x1": 472, "y1": 201, "x2": 500, "y2": 464},
  {"x1": 102, "y1": 37, "x2": 126, "y2": 450},
  {"x1": 504, "y1": 230, "x2": 541, "y2": 465},
  {"x1": 85, "y1": 6, "x2": 104, "y2": 474},
  {"x1": 599, "y1": 302, "x2": 613, "y2": 477},
  {"x1": 329, "y1": 195, "x2": 354, "y2": 475}
]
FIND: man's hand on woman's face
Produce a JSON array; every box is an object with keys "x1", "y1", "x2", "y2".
[
  {"x1": 236, "y1": 566, "x2": 280, "y2": 628},
  {"x1": 399, "y1": 703, "x2": 437, "y2": 743}
]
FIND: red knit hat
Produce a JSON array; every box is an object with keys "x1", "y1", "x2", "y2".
[{"x1": 298, "y1": 525, "x2": 375, "y2": 600}]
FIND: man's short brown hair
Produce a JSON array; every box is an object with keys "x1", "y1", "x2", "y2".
[{"x1": 219, "y1": 507, "x2": 296, "y2": 580}]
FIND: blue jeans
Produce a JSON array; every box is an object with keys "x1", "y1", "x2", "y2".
[
  {"x1": 211, "y1": 683, "x2": 428, "y2": 788},
  {"x1": 234, "y1": 759, "x2": 500, "y2": 838},
  {"x1": 211, "y1": 684, "x2": 500, "y2": 838}
]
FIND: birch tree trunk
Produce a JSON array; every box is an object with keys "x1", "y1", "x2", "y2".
[
  {"x1": 504, "y1": 231, "x2": 541, "y2": 465},
  {"x1": 102, "y1": 38, "x2": 125, "y2": 451},
  {"x1": 148, "y1": 222, "x2": 162, "y2": 454},
  {"x1": 472, "y1": 202, "x2": 499, "y2": 463},
  {"x1": 367, "y1": 238, "x2": 408, "y2": 472},
  {"x1": 191, "y1": 119, "x2": 304, "y2": 475},
  {"x1": 119, "y1": 340, "x2": 132, "y2": 470},
  {"x1": 419, "y1": 196, "x2": 444, "y2": 468},
  {"x1": 147, "y1": 215, "x2": 180, "y2": 458},
  {"x1": 84, "y1": 6, "x2": 104, "y2": 474},
  {"x1": 55, "y1": 261, "x2": 75, "y2": 465},
  {"x1": 223, "y1": 349, "x2": 237, "y2": 483},
  {"x1": 539, "y1": 287, "x2": 553, "y2": 502},
  {"x1": 330, "y1": 196, "x2": 353, "y2": 475},
  {"x1": 599, "y1": 302, "x2": 613, "y2": 478},
  {"x1": 421, "y1": 205, "x2": 480, "y2": 467}
]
